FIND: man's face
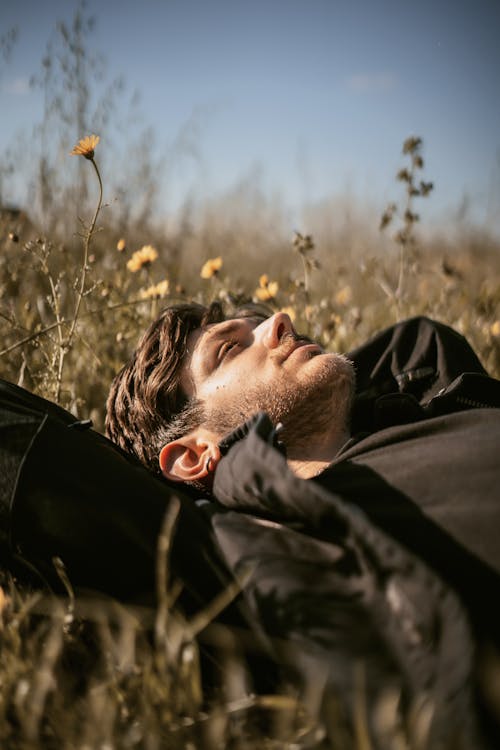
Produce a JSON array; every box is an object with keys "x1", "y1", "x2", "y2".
[{"x1": 180, "y1": 312, "x2": 355, "y2": 450}]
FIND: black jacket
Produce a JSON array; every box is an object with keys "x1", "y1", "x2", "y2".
[{"x1": 208, "y1": 405, "x2": 499, "y2": 748}]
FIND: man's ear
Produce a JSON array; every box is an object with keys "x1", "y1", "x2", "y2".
[{"x1": 159, "y1": 430, "x2": 221, "y2": 483}]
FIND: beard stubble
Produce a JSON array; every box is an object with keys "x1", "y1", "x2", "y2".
[{"x1": 204, "y1": 351, "x2": 356, "y2": 454}]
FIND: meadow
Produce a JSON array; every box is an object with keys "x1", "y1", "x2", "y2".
[
  {"x1": 1, "y1": 130, "x2": 499, "y2": 749},
  {"x1": 1, "y1": 132, "x2": 499, "y2": 428},
  {"x1": 1, "y1": 11, "x2": 500, "y2": 744}
]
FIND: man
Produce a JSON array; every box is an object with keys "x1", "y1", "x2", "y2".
[
  {"x1": 106, "y1": 302, "x2": 500, "y2": 747},
  {"x1": 106, "y1": 301, "x2": 500, "y2": 627},
  {"x1": 107, "y1": 302, "x2": 354, "y2": 479}
]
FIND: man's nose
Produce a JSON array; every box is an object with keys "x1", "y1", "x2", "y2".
[{"x1": 256, "y1": 312, "x2": 294, "y2": 349}]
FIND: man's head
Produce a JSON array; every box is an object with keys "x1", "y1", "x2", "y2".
[{"x1": 106, "y1": 301, "x2": 355, "y2": 483}]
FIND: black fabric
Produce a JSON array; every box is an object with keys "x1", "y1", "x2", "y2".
[
  {"x1": 314, "y1": 409, "x2": 500, "y2": 639},
  {"x1": 211, "y1": 416, "x2": 489, "y2": 748},
  {"x1": 347, "y1": 315, "x2": 489, "y2": 433},
  {"x1": 0, "y1": 412, "x2": 41, "y2": 547},
  {"x1": 0, "y1": 379, "x2": 235, "y2": 616},
  {"x1": 0, "y1": 378, "x2": 279, "y2": 695}
]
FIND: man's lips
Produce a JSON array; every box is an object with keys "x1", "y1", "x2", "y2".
[{"x1": 281, "y1": 339, "x2": 322, "y2": 362}]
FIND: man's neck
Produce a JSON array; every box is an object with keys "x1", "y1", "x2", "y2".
[{"x1": 287, "y1": 429, "x2": 350, "y2": 479}]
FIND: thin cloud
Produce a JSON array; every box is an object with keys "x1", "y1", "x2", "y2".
[
  {"x1": 346, "y1": 73, "x2": 398, "y2": 92},
  {"x1": 3, "y1": 76, "x2": 30, "y2": 95}
]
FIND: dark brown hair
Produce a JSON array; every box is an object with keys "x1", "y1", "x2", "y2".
[{"x1": 105, "y1": 300, "x2": 270, "y2": 472}]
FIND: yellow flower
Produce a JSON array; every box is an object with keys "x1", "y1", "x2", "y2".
[
  {"x1": 70, "y1": 134, "x2": 100, "y2": 159},
  {"x1": 126, "y1": 245, "x2": 159, "y2": 272},
  {"x1": 335, "y1": 285, "x2": 352, "y2": 307},
  {"x1": 255, "y1": 274, "x2": 279, "y2": 301},
  {"x1": 140, "y1": 279, "x2": 170, "y2": 299},
  {"x1": 200, "y1": 256, "x2": 223, "y2": 279},
  {"x1": 116, "y1": 238, "x2": 126, "y2": 252},
  {"x1": 280, "y1": 306, "x2": 296, "y2": 322},
  {"x1": 491, "y1": 320, "x2": 500, "y2": 337}
]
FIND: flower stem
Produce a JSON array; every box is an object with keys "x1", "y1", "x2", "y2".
[
  {"x1": 44, "y1": 156, "x2": 103, "y2": 403},
  {"x1": 66, "y1": 157, "x2": 103, "y2": 349}
]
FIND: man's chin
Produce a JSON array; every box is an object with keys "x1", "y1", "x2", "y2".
[{"x1": 298, "y1": 351, "x2": 355, "y2": 388}]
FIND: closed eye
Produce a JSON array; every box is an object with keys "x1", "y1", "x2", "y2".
[{"x1": 218, "y1": 340, "x2": 240, "y2": 362}]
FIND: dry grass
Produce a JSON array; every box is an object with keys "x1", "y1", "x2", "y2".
[{"x1": 1, "y1": 19, "x2": 500, "y2": 743}]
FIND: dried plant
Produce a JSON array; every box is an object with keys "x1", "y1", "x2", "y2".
[{"x1": 380, "y1": 136, "x2": 434, "y2": 309}]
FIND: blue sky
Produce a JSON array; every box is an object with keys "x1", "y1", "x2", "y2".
[{"x1": 1, "y1": 0, "x2": 500, "y2": 232}]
